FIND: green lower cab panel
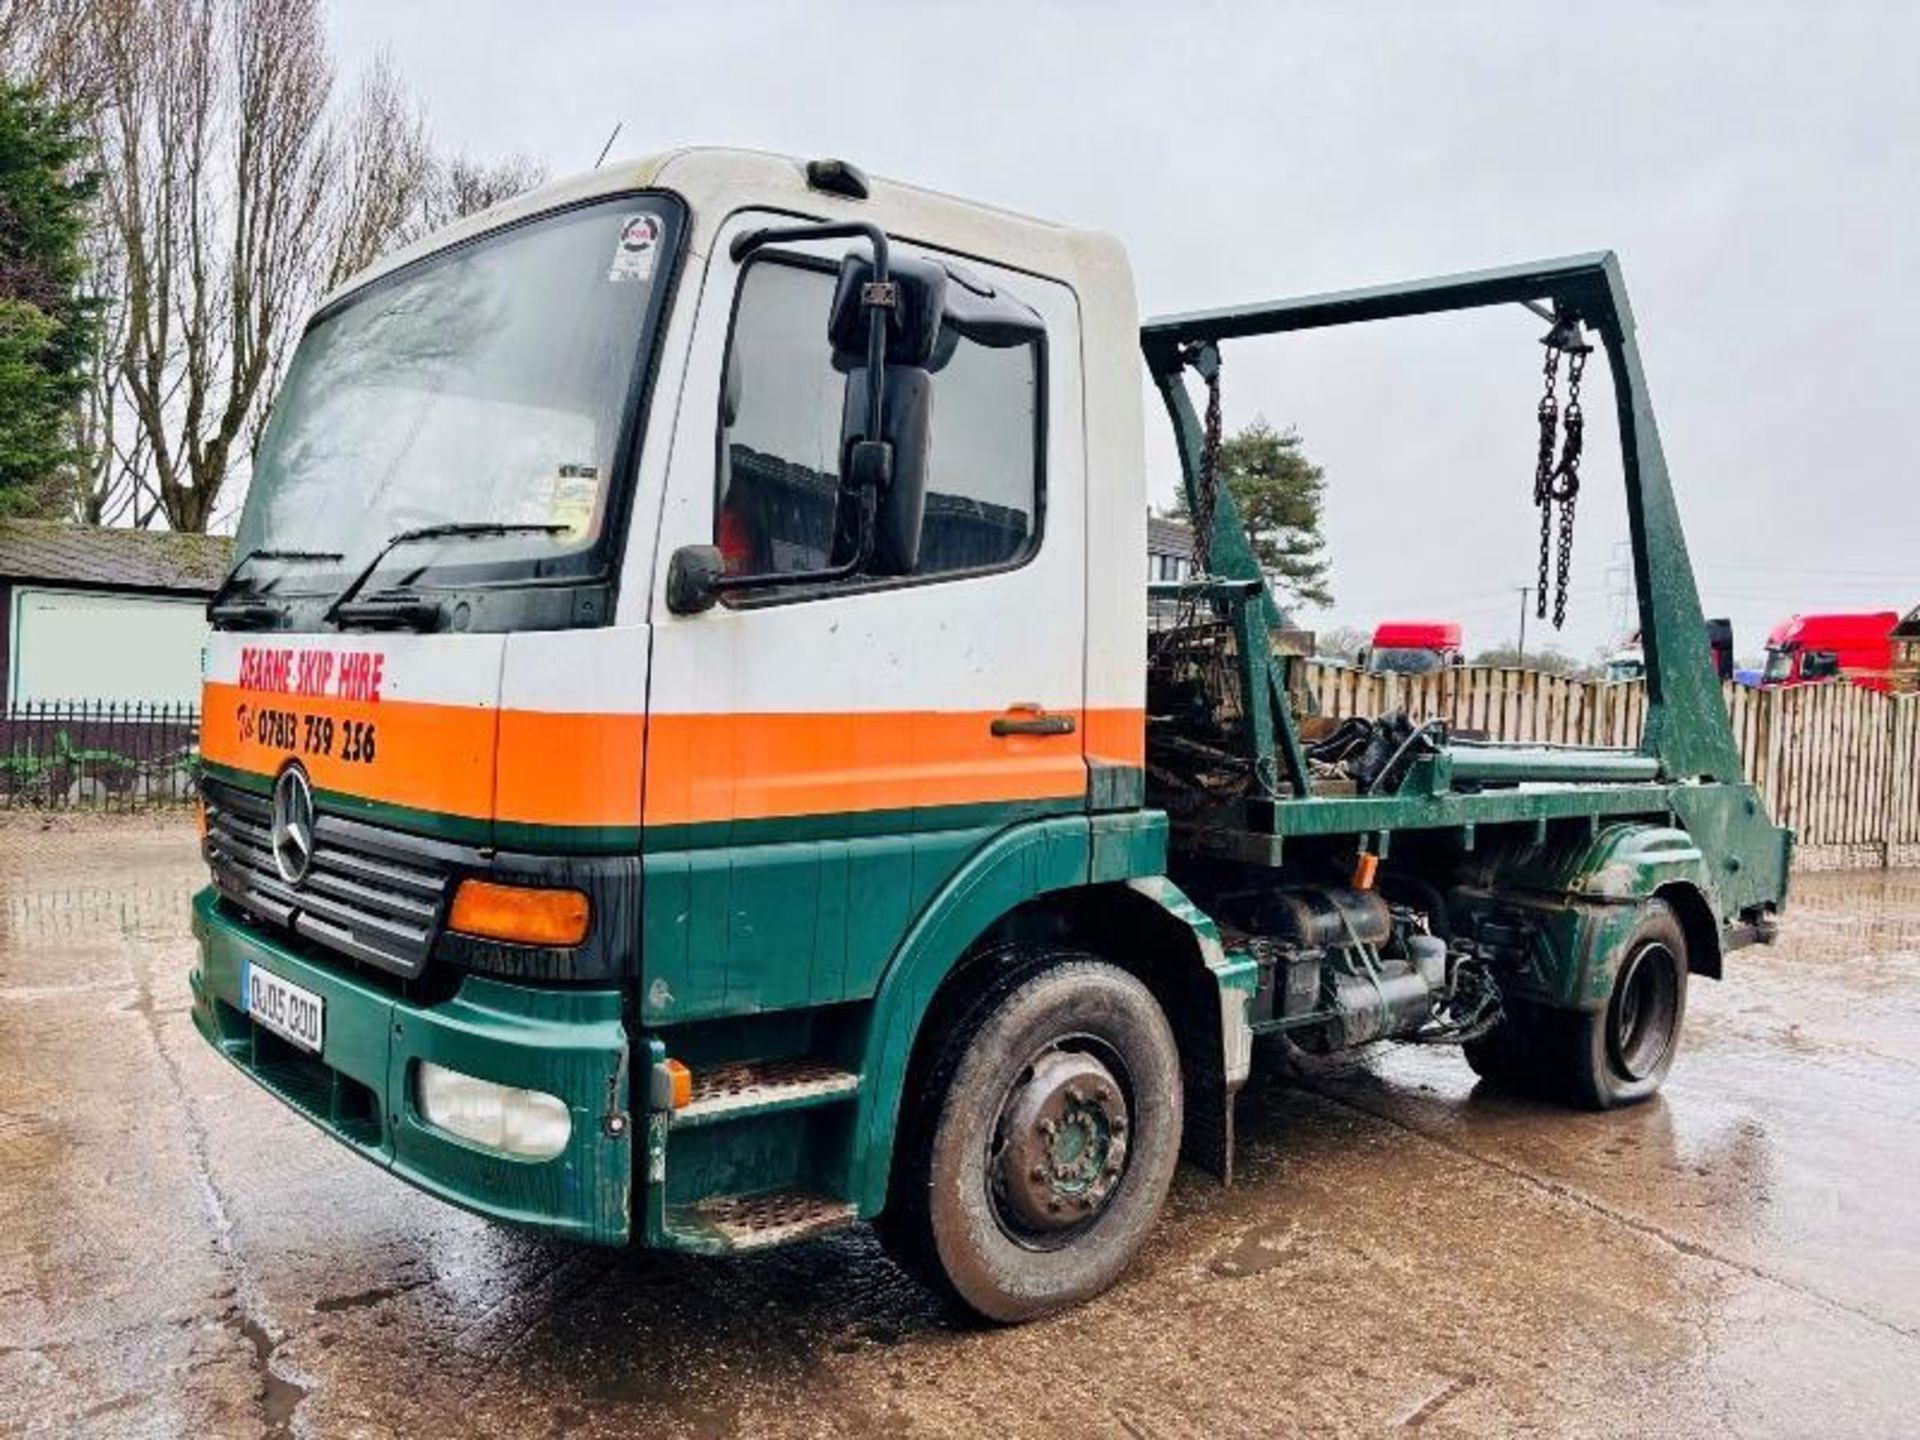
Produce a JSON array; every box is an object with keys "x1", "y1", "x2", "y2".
[{"x1": 190, "y1": 888, "x2": 633, "y2": 1245}]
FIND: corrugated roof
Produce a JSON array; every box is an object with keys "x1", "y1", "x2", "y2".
[
  {"x1": 1147, "y1": 515, "x2": 1193, "y2": 556},
  {"x1": 0, "y1": 520, "x2": 232, "y2": 594}
]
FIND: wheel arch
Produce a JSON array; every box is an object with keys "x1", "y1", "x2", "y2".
[
  {"x1": 1655, "y1": 880, "x2": 1723, "y2": 980},
  {"x1": 1038, "y1": 878, "x2": 1258, "y2": 1183},
  {"x1": 1454, "y1": 821, "x2": 1727, "y2": 1010},
  {"x1": 849, "y1": 835, "x2": 1252, "y2": 1213}
]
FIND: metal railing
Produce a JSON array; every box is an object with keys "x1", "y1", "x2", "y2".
[{"x1": 0, "y1": 700, "x2": 201, "y2": 810}]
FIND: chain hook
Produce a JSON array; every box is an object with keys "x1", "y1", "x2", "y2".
[{"x1": 1533, "y1": 313, "x2": 1591, "y2": 629}]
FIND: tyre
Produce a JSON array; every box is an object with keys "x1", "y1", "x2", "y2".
[
  {"x1": 1461, "y1": 997, "x2": 1537, "y2": 1087},
  {"x1": 1472, "y1": 899, "x2": 1689, "y2": 1109},
  {"x1": 878, "y1": 952, "x2": 1183, "y2": 1323}
]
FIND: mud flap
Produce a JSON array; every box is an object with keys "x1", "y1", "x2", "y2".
[{"x1": 1126, "y1": 876, "x2": 1257, "y2": 1185}]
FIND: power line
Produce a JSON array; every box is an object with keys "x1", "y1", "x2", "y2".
[{"x1": 1704, "y1": 568, "x2": 1912, "y2": 583}]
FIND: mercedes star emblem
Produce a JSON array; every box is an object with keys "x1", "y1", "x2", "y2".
[{"x1": 269, "y1": 764, "x2": 316, "y2": 885}]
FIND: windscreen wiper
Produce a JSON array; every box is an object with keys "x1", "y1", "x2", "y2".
[
  {"x1": 207, "y1": 548, "x2": 346, "y2": 628},
  {"x1": 324, "y1": 522, "x2": 569, "y2": 630}
]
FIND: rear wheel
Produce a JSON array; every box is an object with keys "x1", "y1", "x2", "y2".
[
  {"x1": 1564, "y1": 901, "x2": 1689, "y2": 1108},
  {"x1": 1469, "y1": 899, "x2": 1688, "y2": 1109},
  {"x1": 878, "y1": 953, "x2": 1183, "y2": 1323}
]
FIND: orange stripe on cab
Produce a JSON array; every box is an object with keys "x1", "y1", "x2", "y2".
[
  {"x1": 640, "y1": 708, "x2": 1136, "y2": 828},
  {"x1": 202, "y1": 682, "x2": 498, "y2": 821},
  {"x1": 201, "y1": 683, "x2": 1145, "y2": 832}
]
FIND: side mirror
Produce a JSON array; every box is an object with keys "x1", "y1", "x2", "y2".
[
  {"x1": 707, "y1": 220, "x2": 908, "y2": 599},
  {"x1": 713, "y1": 223, "x2": 1042, "y2": 596},
  {"x1": 839, "y1": 366, "x2": 931, "y2": 575},
  {"x1": 828, "y1": 254, "x2": 942, "y2": 577},
  {"x1": 1706, "y1": 616, "x2": 1735, "y2": 679},
  {"x1": 825, "y1": 253, "x2": 1041, "y2": 579},
  {"x1": 666, "y1": 544, "x2": 725, "y2": 615}
]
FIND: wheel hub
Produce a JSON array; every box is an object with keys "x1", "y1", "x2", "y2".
[
  {"x1": 994, "y1": 1049, "x2": 1130, "y2": 1233},
  {"x1": 1610, "y1": 940, "x2": 1678, "y2": 1081}
]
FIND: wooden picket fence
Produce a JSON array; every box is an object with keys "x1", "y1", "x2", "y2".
[{"x1": 1300, "y1": 662, "x2": 1919, "y2": 872}]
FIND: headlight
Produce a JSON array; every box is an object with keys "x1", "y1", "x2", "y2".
[{"x1": 415, "y1": 1061, "x2": 572, "y2": 1160}]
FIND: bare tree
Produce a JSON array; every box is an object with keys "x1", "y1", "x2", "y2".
[
  {"x1": 322, "y1": 55, "x2": 433, "y2": 293},
  {"x1": 83, "y1": 0, "x2": 334, "y2": 531},
  {"x1": 425, "y1": 152, "x2": 547, "y2": 232},
  {"x1": 72, "y1": 210, "x2": 153, "y2": 525},
  {"x1": 0, "y1": 0, "x2": 108, "y2": 103},
  {"x1": 76, "y1": 0, "x2": 548, "y2": 532}
]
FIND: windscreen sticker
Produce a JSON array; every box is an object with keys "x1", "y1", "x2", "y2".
[
  {"x1": 548, "y1": 464, "x2": 599, "y2": 538},
  {"x1": 607, "y1": 214, "x2": 660, "y2": 283}
]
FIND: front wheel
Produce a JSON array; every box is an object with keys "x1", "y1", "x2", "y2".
[{"x1": 878, "y1": 953, "x2": 1183, "y2": 1323}]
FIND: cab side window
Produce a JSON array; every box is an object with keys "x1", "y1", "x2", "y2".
[{"x1": 717, "y1": 256, "x2": 1041, "y2": 582}]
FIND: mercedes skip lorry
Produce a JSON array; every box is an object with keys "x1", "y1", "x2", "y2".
[{"x1": 192, "y1": 150, "x2": 1790, "y2": 1321}]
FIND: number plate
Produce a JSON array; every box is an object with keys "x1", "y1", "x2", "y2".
[{"x1": 243, "y1": 962, "x2": 325, "y2": 1054}]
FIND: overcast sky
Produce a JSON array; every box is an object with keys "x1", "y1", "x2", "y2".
[{"x1": 328, "y1": 1, "x2": 1918, "y2": 662}]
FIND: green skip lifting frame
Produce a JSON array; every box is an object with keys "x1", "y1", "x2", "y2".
[{"x1": 1138, "y1": 253, "x2": 1789, "y2": 918}]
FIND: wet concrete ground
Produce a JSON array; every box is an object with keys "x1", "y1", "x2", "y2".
[{"x1": 2, "y1": 815, "x2": 1918, "y2": 1438}]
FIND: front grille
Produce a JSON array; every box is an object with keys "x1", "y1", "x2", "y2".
[{"x1": 204, "y1": 779, "x2": 456, "y2": 979}]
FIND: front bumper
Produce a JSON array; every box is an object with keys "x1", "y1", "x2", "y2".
[{"x1": 190, "y1": 888, "x2": 633, "y2": 1244}]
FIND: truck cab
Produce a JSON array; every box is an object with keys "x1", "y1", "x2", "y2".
[
  {"x1": 192, "y1": 150, "x2": 1791, "y2": 1322},
  {"x1": 1759, "y1": 611, "x2": 1898, "y2": 691},
  {"x1": 1364, "y1": 620, "x2": 1463, "y2": 675}
]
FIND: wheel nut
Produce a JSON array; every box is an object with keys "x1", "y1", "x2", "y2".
[
  {"x1": 1066, "y1": 1086, "x2": 1085, "y2": 1105},
  {"x1": 1110, "y1": 1117, "x2": 1128, "y2": 1134},
  {"x1": 1030, "y1": 1165, "x2": 1047, "y2": 1182},
  {"x1": 1038, "y1": 1118, "x2": 1057, "y2": 1138},
  {"x1": 1047, "y1": 1199, "x2": 1061, "y2": 1213}
]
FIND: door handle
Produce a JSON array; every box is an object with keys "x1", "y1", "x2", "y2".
[{"x1": 991, "y1": 705, "x2": 1076, "y2": 737}]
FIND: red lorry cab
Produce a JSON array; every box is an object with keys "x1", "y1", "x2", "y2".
[
  {"x1": 1366, "y1": 620, "x2": 1463, "y2": 675},
  {"x1": 1760, "y1": 611, "x2": 1898, "y2": 691}
]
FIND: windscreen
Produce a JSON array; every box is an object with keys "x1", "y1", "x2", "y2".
[
  {"x1": 1368, "y1": 647, "x2": 1446, "y2": 675},
  {"x1": 233, "y1": 196, "x2": 679, "y2": 595}
]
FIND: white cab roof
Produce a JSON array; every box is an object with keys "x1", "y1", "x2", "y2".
[{"x1": 321, "y1": 147, "x2": 1131, "y2": 311}]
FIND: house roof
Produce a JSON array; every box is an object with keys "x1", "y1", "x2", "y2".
[
  {"x1": 0, "y1": 520, "x2": 233, "y2": 595},
  {"x1": 1147, "y1": 515, "x2": 1192, "y2": 557}
]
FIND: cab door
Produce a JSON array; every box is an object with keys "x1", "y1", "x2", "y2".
[{"x1": 638, "y1": 214, "x2": 1087, "y2": 1023}]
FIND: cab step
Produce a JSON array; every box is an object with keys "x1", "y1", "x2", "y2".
[
  {"x1": 673, "y1": 1057, "x2": 860, "y2": 1128},
  {"x1": 668, "y1": 1188, "x2": 857, "y2": 1252}
]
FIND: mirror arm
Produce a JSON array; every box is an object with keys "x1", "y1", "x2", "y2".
[
  {"x1": 730, "y1": 221, "x2": 892, "y2": 447},
  {"x1": 708, "y1": 220, "x2": 898, "y2": 599},
  {"x1": 709, "y1": 486, "x2": 878, "y2": 597}
]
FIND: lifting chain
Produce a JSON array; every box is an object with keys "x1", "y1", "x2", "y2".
[
  {"x1": 1185, "y1": 341, "x2": 1224, "y2": 578},
  {"x1": 1533, "y1": 344, "x2": 1560, "y2": 614},
  {"x1": 1532, "y1": 315, "x2": 1590, "y2": 630},
  {"x1": 1553, "y1": 346, "x2": 1587, "y2": 629}
]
